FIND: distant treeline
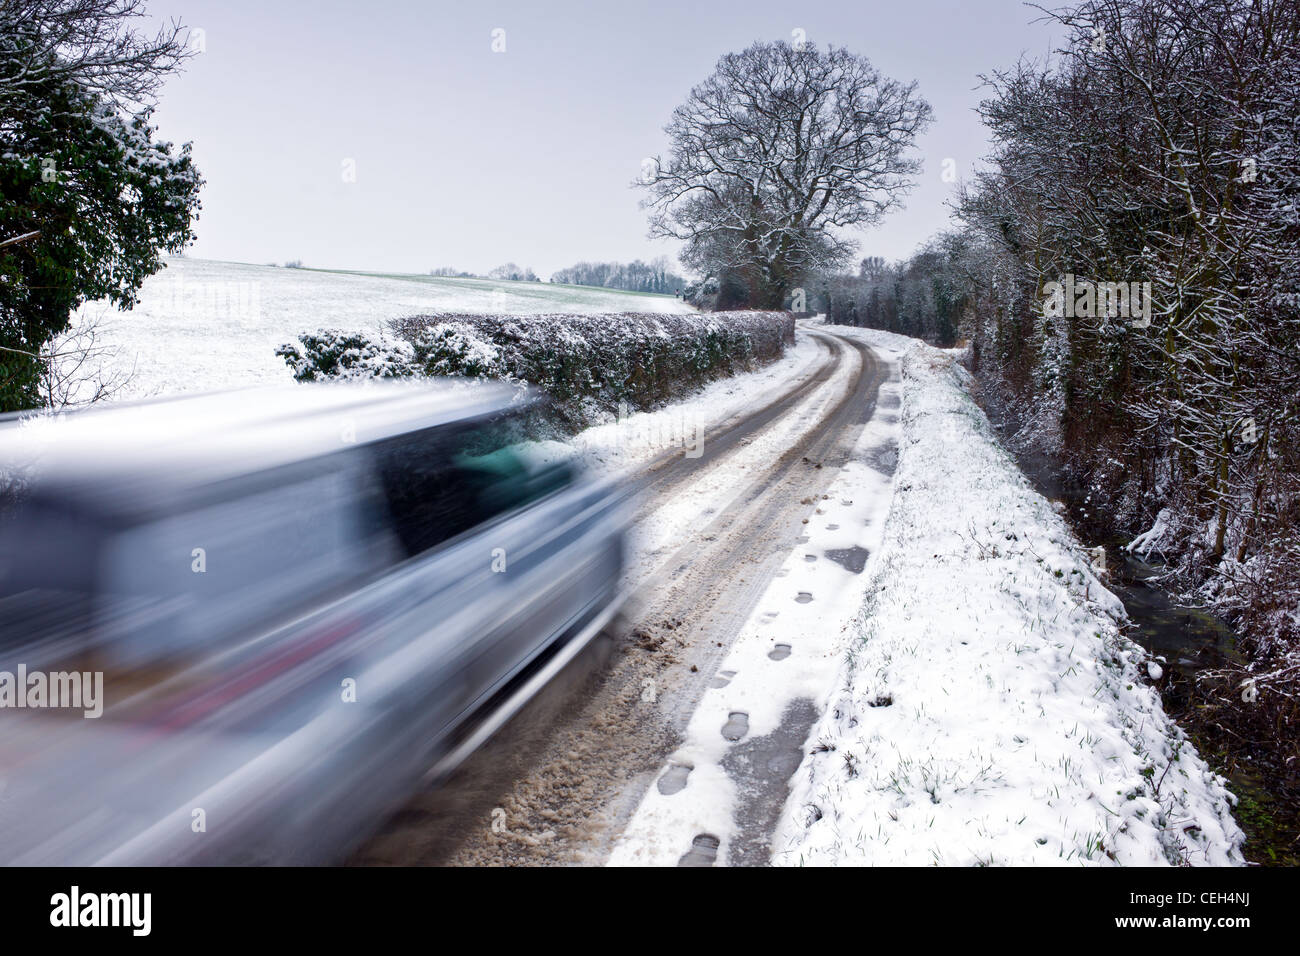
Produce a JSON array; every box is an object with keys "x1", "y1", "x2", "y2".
[
  {"x1": 429, "y1": 263, "x2": 540, "y2": 282},
  {"x1": 549, "y1": 257, "x2": 686, "y2": 295},
  {"x1": 428, "y1": 259, "x2": 683, "y2": 293},
  {"x1": 815, "y1": 246, "x2": 964, "y2": 346}
]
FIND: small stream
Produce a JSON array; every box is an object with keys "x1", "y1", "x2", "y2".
[
  {"x1": 1105, "y1": 548, "x2": 1242, "y2": 676},
  {"x1": 989, "y1": 418, "x2": 1241, "y2": 678},
  {"x1": 983, "y1": 408, "x2": 1296, "y2": 863}
]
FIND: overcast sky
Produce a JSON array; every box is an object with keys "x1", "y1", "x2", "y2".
[{"x1": 147, "y1": 0, "x2": 1059, "y2": 278}]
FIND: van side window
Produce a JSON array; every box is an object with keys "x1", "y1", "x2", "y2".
[{"x1": 370, "y1": 415, "x2": 531, "y2": 559}]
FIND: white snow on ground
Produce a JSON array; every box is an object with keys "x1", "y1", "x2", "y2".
[
  {"x1": 607, "y1": 328, "x2": 908, "y2": 866},
  {"x1": 69, "y1": 257, "x2": 694, "y2": 399},
  {"x1": 768, "y1": 332, "x2": 1243, "y2": 866}
]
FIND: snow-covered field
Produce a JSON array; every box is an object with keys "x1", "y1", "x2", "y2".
[
  {"x1": 71, "y1": 257, "x2": 694, "y2": 399},
  {"x1": 767, "y1": 330, "x2": 1243, "y2": 866}
]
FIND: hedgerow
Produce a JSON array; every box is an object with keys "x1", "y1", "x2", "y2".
[{"x1": 277, "y1": 311, "x2": 794, "y2": 429}]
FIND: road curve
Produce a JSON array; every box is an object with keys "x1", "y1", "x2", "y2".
[{"x1": 350, "y1": 325, "x2": 888, "y2": 866}]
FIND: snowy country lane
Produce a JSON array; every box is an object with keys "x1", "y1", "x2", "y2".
[
  {"x1": 348, "y1": 321, "x2": 1242, "y2": 868},
  {"x1": 350, "y1": 322, "x2": 900, "y2": 866}
]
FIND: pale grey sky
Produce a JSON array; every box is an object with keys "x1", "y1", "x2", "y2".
[{"x1": 147, "y1": 0, "x2": 1059, "y2": 277}]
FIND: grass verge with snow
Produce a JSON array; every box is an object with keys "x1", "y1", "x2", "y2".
[{"x1": 772, "y1": 336, "x2": 1244, "y2": 866}]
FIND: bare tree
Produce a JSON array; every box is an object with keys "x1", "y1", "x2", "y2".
[
  {"x1": 638, "y1": 40, "x2": 931, "y2": 309},
  {"x1": 38, "y1": 308, "x2": 136, "y2": 407},
  {"x1": 0, "y1": 307, "x2": 135, "y2": 408},
  {"x1": 487, "y1": 262, "x2": 537, "y2": 282},
  {"x1": 0, "y1": 0, "x2": 193, "y2": 128}
]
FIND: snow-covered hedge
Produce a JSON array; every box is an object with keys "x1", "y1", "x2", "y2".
[
  {"x1": 274, "y1": 330, "x2": 414, "y2": 382},
  {"x1": 277, "y1": 311, "x2": 794, "y2": 427}
]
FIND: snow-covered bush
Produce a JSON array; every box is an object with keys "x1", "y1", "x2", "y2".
[
  {"x1": 279, "y1": 311, "x2": 794, "y2": 428},
  {"x1": 407, "y1": 323, "x2": 504, "y2": 379},
  {"x1": 274, "y1": 330, "x2": 414, "y2": 382}
]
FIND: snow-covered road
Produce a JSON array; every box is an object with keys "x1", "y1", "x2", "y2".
[
  {"x1": 352, "y1": 321, "x2": 1243, "y2": 867},
  {"x1": 353, "y1": 320, "x2": 895, "y2": 865}
]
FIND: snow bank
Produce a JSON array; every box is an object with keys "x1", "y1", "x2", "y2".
[{"x1": 772, "y1": 337, "x2": 1244, "y2": 866}]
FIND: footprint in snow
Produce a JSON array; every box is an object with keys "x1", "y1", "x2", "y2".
[
  {"x1": 721, "y1": 712, "x2": 749, "y2": 741},
  {"x1": 825, "y1": 546, "x2": 870, "y2": 574},
  {"x1": 657, "y1": 763, "x2": 693, "y2": 796},
  {"x1": 768, "y1": 643, "x2": 792, "y2": 661},
  {"x1": 678, "y1": 834, "x2": 720, "y2": 867}
]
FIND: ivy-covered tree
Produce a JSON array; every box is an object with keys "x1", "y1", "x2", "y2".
[
  {"x1": 935, "y1": 0, "x2": 1300, "y2": 708},
  {"x1": 0, "y1": 1, "x2": 201, "y2": 411}
]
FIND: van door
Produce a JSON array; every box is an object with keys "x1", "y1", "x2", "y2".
[{"x1": 366, "y1": 413, "x2": 619, "y2": 728}]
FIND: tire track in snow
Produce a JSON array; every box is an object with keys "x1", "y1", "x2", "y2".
[{"x1": 350, "y1": 326, "x2": 887, "y2": 866}]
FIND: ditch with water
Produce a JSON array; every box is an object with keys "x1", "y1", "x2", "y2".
[{"x1": 985, "y1": 406, "x2": 1296, "y2": 865}]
